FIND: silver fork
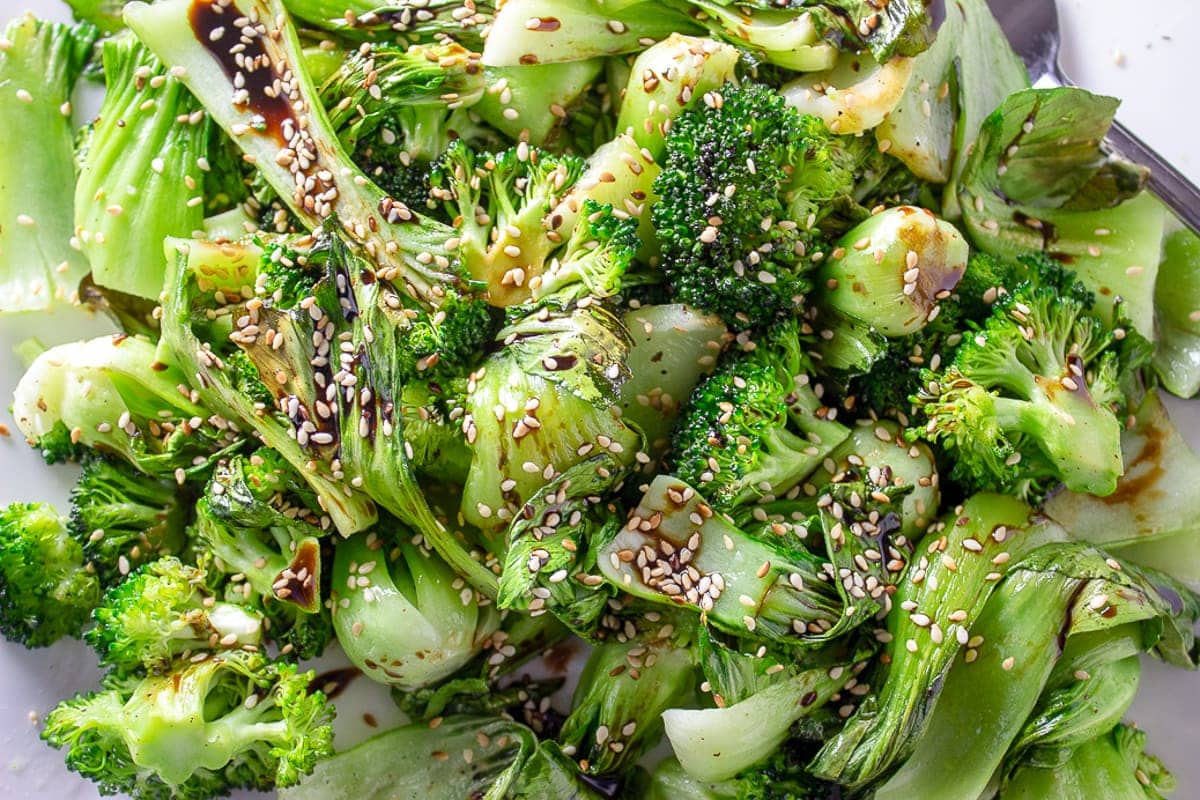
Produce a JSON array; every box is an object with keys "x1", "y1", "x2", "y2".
[{"x1": 985, "y1": 0, "x2": 1200, "y2": 233}]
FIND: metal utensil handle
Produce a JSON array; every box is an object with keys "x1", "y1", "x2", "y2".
[{"x1": 1106, "y1": 118, "x2": 1200, "y2": 234}]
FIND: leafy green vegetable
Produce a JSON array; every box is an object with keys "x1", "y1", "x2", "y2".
[
  {"x1": 280, "y1": 716, "x2": 537, "y2": 800},
  {"x1": 664, "y1": 651, "x2": 859, "y2": 782},
  {"x1": 876, "y1": 543, "x2": 1196, "y2": 799},
  {"x1": 1152, "y1": 228, "x2": 1200, "y2": 397},
  {"x1": 0, "y1": 14, "x2": 96, "y2": 313},
  {"x1": 958, "y1": 87, "x2": 1163, "y2": 336},
  {"x1": 76, "y1": 34, "x2": 211, "y2": 299},
  {"x1": 1002, "y1": 724, "x2": 1175, "y2": 800},
  {"x1": 12, "y1": 334, "x2": 243, "y2": 477},
  {"x1": 331, "y1": 526, "x2": 499, "y2": 690},
  {"x1": 811, "y1": 493, "x2": 1060, "y2": 787},
  {"x1": 560, "y1": 636, "x2": 695, "y2": 773},
  {"x1": 68, "y1": 453, "x2": 190, "y2": 587}
]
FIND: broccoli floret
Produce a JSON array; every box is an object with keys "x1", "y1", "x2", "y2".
[
  {"x1": 433, "y1": 141, "x2": 586, "y2": 306},
  {"x1": 654, "y1": 81, "x2": 960, "y2": 335},
  {"x1": 956, "y1": 251, "x2": 1095, "y2": 324},
  {"x1": 852, "y1": 250, "x2": 1085, "y2": 416},
  {"x1": 670, "y1": 321, "x2": 848, "y2": 513},
  {"x1": 652, "y1": 82, "x2": 811, "y2": 329},
  {"x1": 68, "y1": 454, "x2": 190, "y2": 588},
  {"x1": 320, "y1": 41, "x2": 494, "y2": 212},
  {"x1": 42, "y1": 650, "x2": 334, "y2": 799},
  {"x1": 32, "y1": 421, "x2": 86, "y2": 465},
  {"x1": 397, "y1": 290, "x2": 500, "y2": 383},
  {"x1": 193, "y1": 455, "x2": 331, "y2": 659},
  {"x1": 536, "y1": 199, "x2": 640, "y2": 301},
  {"x1": 87, "y1": 557, "x2": 263, "y2": 676},
  {"x1": 785, "y1": 114, "x2": 890, "y2": 234},
  {"x1": 255, "y1": 238, "x2": 320, "y2": 311},
  {"x1": 913, "y1": 282, "x2": 1125, "y2": 498},
  {"x1": 0, "y1": 503, "x2": 101, "y2": 647}
]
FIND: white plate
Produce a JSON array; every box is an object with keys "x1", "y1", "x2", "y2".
[{"x1": 0, "y1": 1, "x2": 1197, "y2": 797}]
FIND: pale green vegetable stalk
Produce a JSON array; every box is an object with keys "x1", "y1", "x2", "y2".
[
  {"x1": 0, "y1": 15, "x2": 96, "y2": 312},
  {"x1": 76, "y1": 34, "x2": 208, "y2": 299}
]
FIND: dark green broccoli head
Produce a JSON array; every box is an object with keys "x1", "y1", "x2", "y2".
[
  {"x1": 399, "y1": 289, "x2": 499, "y2": 383},
  {"x1": 670, "y1": 322, "x2": 844, "y2": 511},
  {"x1": 42, "y1": 649, "x2": 334, "y2": 798},
  {"x1": 956, "y1": 251, "x2": 1094, "y2": 323},
  {"x1": 850, "y1": 300, "x2": 965, "y2": 416},
  {"x1": 856, "y1": 251, "x2": 1100, "y2": 418},
  {"x1": 358, "y1": 143, "x2": 439, "y2": 213},
  {"x1": 33, "y1": 421, "x2": 86, "y2": 464},
  {"x1": 653, "y1": 81, "x2": 811, "y2": 328},
  {"x1": 68, "y1": 453, "x2": 190, "y2": 588},
  {"x1": 256, "y1": 239, "x2": 319, "y2": 311},
  {"x1": 0, "y1": 502, "x2": 100, "y2": 647}
]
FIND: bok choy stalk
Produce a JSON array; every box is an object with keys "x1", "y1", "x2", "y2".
[
  {"x1": 665, "y1": 630, "x2": 871, "y2": 782},
  {"x1": 1151, "y1": 229, "x2": 1200, "y2": 397},
  {"x1": 125, "y1": 0, "x2": 464, "y2": 310},
  {"x1": 957, "y1": 87, "x2": 1163, "y2": 336},
  {"x1": 1002, "y1": 724, "x2": 1175, "y2": 800},
  {"x1": 0, "y1": 15, "x2": 96, "y2": 312},
  {"x1": 810, "y1": 493, "x2": 1062, "y2": 787},
  {"x1": 75, "y1": 34, "x2": 210, "y2": 300},
  {"x1": 559, "y1": 636, "x2": 696, "y2": 774},
  {"x1": 1044, "y1": 390, "x2": 1200, "y2": 589},
  {"x1": 875, "y1": 543, "x2": 1199, "y2": 800}
]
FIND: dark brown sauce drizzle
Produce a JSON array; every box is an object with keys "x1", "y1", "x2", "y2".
[
  {"x1": 188, "y1": 0, "x2": 293, "y2": 142},
  {"x1": 313, "y1": 666, "x2": 361, "y2": 699},
  {"x1": 273, "y1": 538, "x2": 321, "y2": 610},
  {"x1": 1100, "y1": 418, "x2": 1166, "y2": 506},
  {"x1": 546, "y1": 353, "x2": 578, "y2": 371},
  {"x1": 1012, "y1": 210, "x2": 1059, "y2": 251}
]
